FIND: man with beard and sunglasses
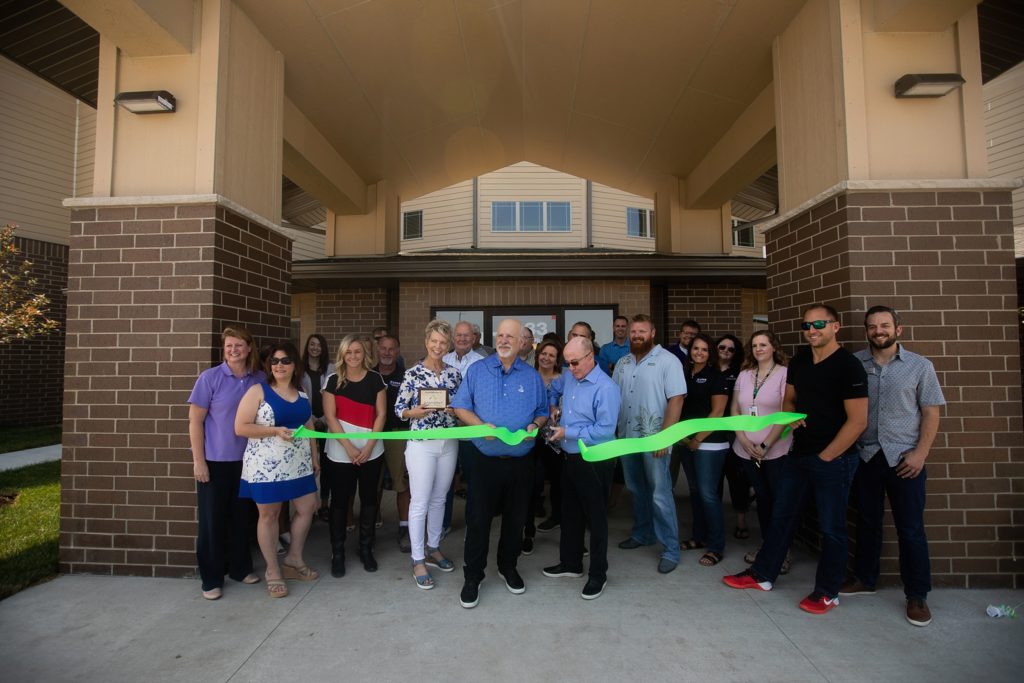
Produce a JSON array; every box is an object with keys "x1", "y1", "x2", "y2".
[
  {"x1": 840, "y1": 305, "x2": 945, "y2": 627},
  {"x1": 612, "y1": 314, "x2": 686, "y2": 574},
  {"x1": 724, "y1": 303, "x2": 867, "y2": 615}
]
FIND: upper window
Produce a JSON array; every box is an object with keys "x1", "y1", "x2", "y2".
[
  {"x1": 627, "y1": 207, "x2": 654, "y2": 238},
  {"x1": 731, "y1": 219, "x2": 755, "y2": 247},
  {"x1": 491, "y1": 201, "x2": 572, "y2": 232},
  {"x1": 402, "y1": 210, "x2": 423, "y2": 240}
]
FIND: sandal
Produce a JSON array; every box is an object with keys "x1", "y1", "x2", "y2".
[
  {"x1": 681, "y1": 539, "x2": 706, "y2": 551},
  {"x1": 202, "y1": 587, "x2": 222, "y2": 600},
  {"x1": 266, "y1": 578, "x2": 288, "y2": 598},
  {"x1": 780, "y1": 555, "x2": 792, "y2": 575},
  {"x1": 412, "y1": 561, "x2": 435, "y2": 590},
  {"x1": 424, "y1": 548, "x2": 455, "y2": 572},
  {"x1": 240, "y1": 573, "x2": 261, "y2": 585},
  {"x1": 282, "y1": 562, "x2": 320, "y2": 581},
  {"x1": 698, "y1": 551, "x2": 723, "y2": 567},
  {"x1": 744, "y1": 549, "x2": 759, "y2": 564},
  {"x1": 733, "y1": 526, "x2": 750, "y2": 540}
]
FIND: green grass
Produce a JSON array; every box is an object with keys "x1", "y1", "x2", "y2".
[
  {"x1": 0, "y1": 424, "x2": 61, "y2": 454},
  {"x1": 0, "y1": 461, "x2": 60, "y2": 600}
]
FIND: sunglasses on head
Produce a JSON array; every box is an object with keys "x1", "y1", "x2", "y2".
[
  {"x1": 270, "y1": 356, "x2": 293, "y2": 366},
  {"x1": 801, "y1": 320, "x2": 835, "y2": 330},
  {"x1": 567, "y1": 351, "x2": 593, "y2": 367},
  {"x1": 717, "y1": 345, "x2": 734, "y2": 352}
]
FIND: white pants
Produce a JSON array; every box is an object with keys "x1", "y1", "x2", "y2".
[{"x1": 405, "y1": 438, "x2": 458, "y2": 562}]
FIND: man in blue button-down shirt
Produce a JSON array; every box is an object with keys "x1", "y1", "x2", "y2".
[
  {"x1": 542, "y1": 336, "x2": 620, "y2": 600},
  {"x1": 451, "y1": 318, "x2": 548, "y2": 608},
  {"x1": 842, "y1": 305, "x2": 945, "y2": 628}
]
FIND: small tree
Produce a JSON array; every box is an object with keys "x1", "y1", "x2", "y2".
[{"x1": 0, "y1": 224, "x2": 60, "y2": 343}]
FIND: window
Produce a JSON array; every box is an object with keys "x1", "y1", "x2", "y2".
[
  {"x1": 492, "y1": 202, "x2": 516, "y2": 231},
  {"x1": 627, "y1": 207, "x2": 653, "y2": 238},
  {"x1": 547, "y1": 202, "x2": 570, "y2": 231},
  {"x1": 402, "y1": 210, "x2": 423, "y2": 240},
  {"x1": 520, "y1": 202, "x2": 544, "y2": 231},
  {"x1": 731, "y1": 219, "x2": 755, "y2": 247},
  {"x1": 490, "y1": 201, "x2": 572, "y2": 232}
]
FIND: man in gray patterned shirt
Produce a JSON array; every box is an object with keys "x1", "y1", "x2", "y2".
[{"x1": 841, "y1": 305, "x2": 945, "y2": 628}]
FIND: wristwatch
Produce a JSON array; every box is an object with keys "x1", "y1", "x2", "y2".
[{"x1": 760, "y1": 442, "x2": 768, "y2": 450}]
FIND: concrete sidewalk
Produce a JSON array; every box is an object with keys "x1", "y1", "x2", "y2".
[
  {"x1": 1, "y1": 497, "x2": 1019, "y2": 683},
  {"x1": 0, "y1": 444, "x2": 61, "y2": 471}
]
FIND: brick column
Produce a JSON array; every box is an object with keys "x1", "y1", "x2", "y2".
[
  {"x1": 765, "y1": 186, "x2": 1024, "y2": 588},
  {"x1": 59, "y1": 202, "x2": 291, "y2": 577}
]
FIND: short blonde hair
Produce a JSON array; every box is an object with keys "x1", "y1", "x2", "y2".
[{"x1": 425, "y1": 318, "x2": 453, "y2": 345}]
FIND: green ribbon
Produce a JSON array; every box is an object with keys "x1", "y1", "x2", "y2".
[
  {"x1": 577, "y1": 412, "x2": 805, "y2": 462},
  {"x1": 292, "y1": 412, "x2": 804, "y2": 462}
]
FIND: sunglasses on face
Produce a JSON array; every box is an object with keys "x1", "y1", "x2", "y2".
[
  {"x1": 270, "y1": 357, "x2": 293, "y2": 366},
  {"x1": 801, "y1": 320, "x2": 835, "y2": 330},
  {"x1": 718, "y1": 345, "x2": 734, "y2": 352},
  {"x1": 567, "y1": 351, "x2": 593, "y2": 367}
]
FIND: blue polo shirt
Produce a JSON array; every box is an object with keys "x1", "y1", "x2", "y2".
[
  {"x1": 451, "y1": 354, "x2": 549, "y2": 456},
  {"x1": 597, "y1": 339, "x2": 629, "y2": 376},
  {"x1": 547, "y1": 366, "x2": 620, "y2": 453}
]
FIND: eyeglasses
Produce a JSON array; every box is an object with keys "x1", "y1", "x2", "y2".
[
  {"x1": 717, "y1": 345, "x2": 735, "y2": 352},
  {"x1": 801, "y1": 320, "x2": 835, "y2": 330},
  {"x1": 269, "y1": 357, "x2": 293, "y2": 366},
  {"x1": 567, "y1": 351, "x2": 593, "y2": 368}
]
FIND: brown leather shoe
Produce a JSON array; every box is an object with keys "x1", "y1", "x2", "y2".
[
  {"x1": 906, "y1": 598, "x2": 932, "y2": 626},
  {"x1": 838, "y1": 577, "x2": 876, "y2": 596}
]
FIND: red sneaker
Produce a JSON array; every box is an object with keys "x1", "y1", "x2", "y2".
[
  {"x1": 799, "y1": 591, "x2": 839, "y2": 614},
  {"x1": 722, "y1": 569, "x2": 773, "y2": 591}
]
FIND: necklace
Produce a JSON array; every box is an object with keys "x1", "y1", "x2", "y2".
[{"x1": 752, "y1": 363, "x2": 775, "y2": 400}]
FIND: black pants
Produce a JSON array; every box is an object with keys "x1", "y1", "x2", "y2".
[
  {"x1": 560, "y1": 454, "x2": 614, "y2": 582},
  {"x1": 325, "y1": 456, "x2": 384, "y2": 553},
  {"x1": 196, "y1": 460, "x2": 254, "y2": 591},
  {"x1": 463, "y1": 445, "x2": 531, "y2": 583},
  {"x1": 719, "y1": 450, "x2": 752, "y2": 513}
]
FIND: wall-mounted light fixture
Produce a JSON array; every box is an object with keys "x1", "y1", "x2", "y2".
[
  {"x1": 894, "y1": 73, "x2": 965, "y2": 98},
  {"x1": 114, "y1": 90, "x2": 176, "y2": 114}
]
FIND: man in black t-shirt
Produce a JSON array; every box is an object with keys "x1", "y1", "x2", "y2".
[
  {"x1": 375, "y1": 335, "x2": 410, "y2": 552},
  {"x1": 724, "y1": 303, "x2": 867, "y2": 616}
]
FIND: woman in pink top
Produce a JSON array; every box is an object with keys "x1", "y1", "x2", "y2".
[{"x1": 731, "y1": 330, "x2": 793, "y2": 572}]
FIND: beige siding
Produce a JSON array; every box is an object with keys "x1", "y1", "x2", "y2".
[
  {"x1": 983, "y1": 62, "x2": 1024, "y2": 257},
  {"x1": 278, "y1": 223, "x2": 326, "y2": 261},
  {"x1": 0, "y1": 56, "x2": 78, "y2": 245},
  {"x1": 400, "y1": 179, "x2": 473, "y2": 251},
  {"x1": 478, "y1": 162, "x2": 585, "y2": 249},
  {"x1": 75, "y1": 101, "x2": 96, "y2": 199},
  {"x1": 591, "y1": 181, "x2": 655, "y2": 251}
]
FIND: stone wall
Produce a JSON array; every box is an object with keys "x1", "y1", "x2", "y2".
[
  {"x1": 0, "y1": 236, "x2": 67, "y2": 427},
  {"x1": 765, "y1": 188, "x2": 1024, "y2": 588},
  {"x1": 59, "y1": 203, "x2": 291, "y2": 577}
]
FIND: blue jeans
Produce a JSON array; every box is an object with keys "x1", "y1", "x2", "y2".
[
  {"x1": 679, "y1": 446, "x2": 727, "y2": 553},
  {"x1": 621, "y1": 451, "x2": 680, "y2": 563},
  {"x1": 852, "y1": 449, "x2": 931, "y2": 599},
  {"x1": 752, "y1": 451, "x2": 859, "y2": 597}
]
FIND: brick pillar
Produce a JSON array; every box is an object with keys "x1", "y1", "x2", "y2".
[
  {"x1": 59, "y1": 202, "x2": 291, "y2": 577},
  {"x1": 765, "y1": 187, "x2": 1024, "y2": 588},
  {"x1": 0, "y1": 236, "x2": 68, "y2": 427}
]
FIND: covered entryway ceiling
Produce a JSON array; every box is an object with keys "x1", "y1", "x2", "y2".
[{"x1": 237, "y1": 0, "x2": 806, "y2": 201}]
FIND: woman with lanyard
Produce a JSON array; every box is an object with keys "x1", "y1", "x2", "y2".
[
  {"x1": 678, "y1": 333, "x2": 731, "y2": 567},
  {"x1": 394, "y1": 319, "x2": 463, "y2": 589},
  {"x1": 730, "y1": 330, "x2": 793, "y2": 573},
  {"x1": 300, "y1": 334, "x2": 335, "y2": 522},
  {"x1": 715, "y1": 334, "x2": 753, "y2": 542}
]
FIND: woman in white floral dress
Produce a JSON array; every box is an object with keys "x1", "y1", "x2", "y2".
[
  {"x1": 235, "y1": 341, "x2": 320, "y2": 598},
  {"x1": 394, "y1": 319, "x2": 462, "y2": 589}
]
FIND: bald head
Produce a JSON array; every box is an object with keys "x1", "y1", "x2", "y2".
[{"x1": 495, "y1": 318, "x2": 523, "y2": 363}]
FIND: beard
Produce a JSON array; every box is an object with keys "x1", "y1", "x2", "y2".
[
  {"x1": 630, "y1": 338, "x2": 654, "y2": 356},
  {"x1": 869, "y1": 334, "x2": 897, "y2": 350}
]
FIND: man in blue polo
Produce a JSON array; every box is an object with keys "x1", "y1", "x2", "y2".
[
  {"x1": 542, "y1": 336, "x2": 620, "y2": 599},
  {"x1": 452, "y1": 318, "x2": 548, "y2": 609},
  {"x1": 613, "y1": 313, "x2": 686, "y2": 574},
  {"x1": 597, "y1": 315, "x2": 630, "y2": 375}
]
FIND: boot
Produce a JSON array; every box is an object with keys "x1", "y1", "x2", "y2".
[
  {"x1": 329, "y1": 505, "x2": 346, "y2": 578},
  {"x1": 358, "y1": 506, "x2": 378, "y2": 572}
]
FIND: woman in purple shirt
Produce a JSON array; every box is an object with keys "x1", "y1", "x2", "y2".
[{"x1": 188, "y1": 327, "x2": 265, "y2": 600}]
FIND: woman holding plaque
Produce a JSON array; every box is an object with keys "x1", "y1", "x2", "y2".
[
  {"x1": 394, "y1": 319, "x2": 462, "y2": 589},
  {"x1": 322, "y1": 335, "x2": 387, "y2": 577}
]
